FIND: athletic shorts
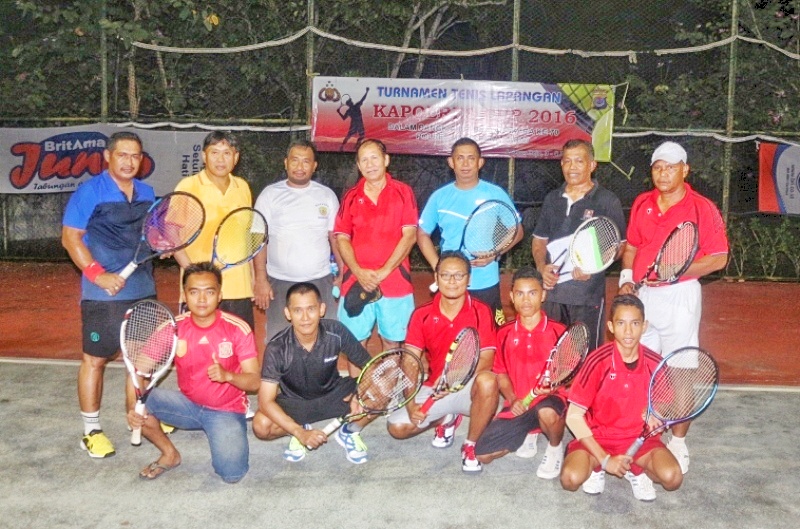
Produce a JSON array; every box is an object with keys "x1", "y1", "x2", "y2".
[
  {"x1": 336, "y1": 293, "x2": 414, "y2": 342},
  {"x1": 276, "y1": 377, "x2": 356, "y2": 425},
  {"x1": 81, "y1": 298, "x2": 150, "y2": 358},
  {"x1": 543, "y1": 299, "x2": 606, "y2": 352},
  {"x1": 474, "y1": 395, "x2": 566, "y2": 456},
  {"x1": 469, "y1": 284, "x2": 505, "y2": 325},
  {"x1": 386, "y1": 377, "x2": 500, "y2": 428},
  {"x1": 567, "y1": 435, "x2": 665, "y2": 475},
  {"x1": 638, "y1": 279, "x2": 701, "y2": 356},
  {"x1": 266, "y1": 274, "x2": 337, "y2": 343},
  {"x1": 180, "y1": 298, "x2": 255, "y2": 332}
]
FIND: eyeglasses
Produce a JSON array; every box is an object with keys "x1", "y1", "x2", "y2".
[{"x1": 437, "y1": 271, "x2": 468, "y2": 282}]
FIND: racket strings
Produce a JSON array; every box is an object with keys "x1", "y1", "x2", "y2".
[
  {"x1": 123, "y1": 302, "x2": 176, "y2": 375},
  {"x1": 463, "y1": 203, "x2": 517, "y2": 256},
  {"x1": 571, "y1": 218, "x2": 620, "y2": 273},
  {"x1": 650, "y1": 351, "x2": 718, "y2": 421},
  {"x1": 444, "y1": 329, "x2": 480, "y2": 385},
  {"x1": 550, "y1": 324, "x2": 589, "y2": 385},
  {"x1": 215, "y1": 209, "x2": 267, "y2": 265},
  {"x1": 657, "y1": 224, "x2": 697, "y2": 279},
  {"x1": 145, "y1": 194, "x2": 205, "y2": 251},
  {"x1": 358, "y1": 353, "x2": 421, "y2": 411}
]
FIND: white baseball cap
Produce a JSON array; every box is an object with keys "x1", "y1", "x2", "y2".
[{"x1": 651, "y1": 141, "x2": 687, "y2": 165}]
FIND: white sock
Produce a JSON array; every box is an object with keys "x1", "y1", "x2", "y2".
[
  {"x1": 546, "y1": 441, "x2": 563, "y2": 453},
  {"x1": 669, "y1": 435, "x2": 686, "y2": 447},
  {"x1": 81, "y1": 411, "x2": 101, "y2": 435}
]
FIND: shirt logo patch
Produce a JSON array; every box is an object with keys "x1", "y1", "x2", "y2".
[
  {"x1": 582, "y1": 209, "x2": 594, "y2": 220},
  {"x1": 217, "y1": 341, "x2": 234, "y2": 359},
  {"x1": 323, "y1": 356, "x2": 338, "y2": 363},
  {"x1": 317, "y1": 204, "x2": 329, "y2": 217},
  {"x1": 199, "y1": 336, "x2": 210, "y2": 345}
]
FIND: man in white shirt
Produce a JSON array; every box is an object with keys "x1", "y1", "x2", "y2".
[{"x1": 253, "y1": 140, "x2": 342, "y2": 342}]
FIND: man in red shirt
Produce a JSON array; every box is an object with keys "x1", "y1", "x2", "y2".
[
  {"x1": 619, "y1": 141, "x2": 728, "y2": 474},
  {"x1": 474, "y1": 266, "x2": 568, "y2": 479},
  {"x1": 334, "y1": 139, "x2": 419, "y2": 352},
  {"x1": 386, "y1": 251, "x2": 499, "y2": 472},
  {"x1": 127, "y1": 262, "x2": 260, "y2": 483},
  {"x1": 561, "y1": 295, "x2": 682, "y2": 501}
]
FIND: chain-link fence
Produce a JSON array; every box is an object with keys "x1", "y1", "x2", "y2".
[{"x1": 2, "y1": 0, "x2": 800, "y2": 278}]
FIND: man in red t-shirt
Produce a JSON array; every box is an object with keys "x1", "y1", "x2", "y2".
[
  {"x1": 561, "y1": 294, "x2": 682, "y2": 501},
  {"x1": 474, "y1": 266, "x2": 568, "y2": 479},
  {"x1": 618, "y1": 141, "x2": 728, "y2": 474},
  {"x1": 127, "y1": 262, "x2": 260, "y2": 483},
  {"x1": 386, "y1": 251, "x2": 499, "y2": 473},
  {"x1": 334, "y1": 139, "x2": 419, "y2": 352}
]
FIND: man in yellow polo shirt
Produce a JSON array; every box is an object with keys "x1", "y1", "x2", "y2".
[{"x1": 175, "y1": 131, "x2": 257, "y2": 331}]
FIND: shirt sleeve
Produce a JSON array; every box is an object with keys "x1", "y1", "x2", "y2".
[
  {"x1": 418, "y1": 191, "x2": 439, "y2": 236},
  {"x1": 532, "y1": 191, "x2": 559, "y2": 240},
  {"x1": 603, "y1": 190, "x2": 628, "y2": 242},
  {"x1": 403, "y1": 308, "x2": 426, "y2": 351},
  {"x1": 477, "y1": 303, "x2": 497, "y2": 351},
  {"x1": 696, "y1": 197, "x2": 729, "y2": 256},
  {"x1": 492, "y1": 325, "x2": 511, "y2": 374},
  {"x1": 261, "y1": 341, "x2": 285, "y2": 383},
  {"x1": 62, "y1": 185, "x2": 93, "y2": 229},
  {"x1": 233, "y1": 325, "x2": 258, "y2": 365},
  {"x1": 338, "y1": 322, "x2": 372, "y2": 368},
  {"x1": 333, "y1": 188, "x2": 355, "y2": 237},
  {"x1": 399, "y1": 183, "x2": 419, "y2": 228},
  {"x1": 327, "y1": 189, "x2": 340, "y2": 232}
]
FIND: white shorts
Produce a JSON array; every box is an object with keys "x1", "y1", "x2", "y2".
[
  {"x1": 638, "y1": 279, "x2": 702, "y2": 356},
  {"x1": 386, "y1": 377, "x2": 489, "y2": 428}
]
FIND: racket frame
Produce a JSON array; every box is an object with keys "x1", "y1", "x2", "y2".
[
  {"x1": 568, "y1": 216, "x2": 621, "y2": 275},
  {"x1": 459, "y1": 199, "x2": 520, "y2": 261},
  {"x1": 120, "y1": 300, "x2": 178, "y2": 446},
  {"x1": 418, "y1": 327, "x2": 480, "y2": 415},
  {"x1": 211, "y1": 206, "x2": 268, "y2": 272},
  {"x1": 636, "y1": 221, "x2": 699, "y2": 290},
  {"x1": 521, "y1": 322, "x2": 589, "y2": 408}
]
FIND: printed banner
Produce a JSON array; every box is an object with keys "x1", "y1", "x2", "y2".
[
  {"x1": 311, "y1": 77, "x2": 614, "y2": 161},
  {"x1": 0, "y1": 125, "x2": 208, "y2": 195},
  {"x1": 759, "y1": 142, "x2": 800, "y2": 214}
]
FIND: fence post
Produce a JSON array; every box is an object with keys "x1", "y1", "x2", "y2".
[
  {"x1": 100, "y1": 0, "x2": 108, "y2": 122},
  {"x1": 507, "y1": 0, "x2": 522, "y2": 199},
  {"x1": 305, "y1": 0, "x2": 316, "y2": 133},
  {"x1": 722, "y1": 0, "x2": 739, "y2": 223}
]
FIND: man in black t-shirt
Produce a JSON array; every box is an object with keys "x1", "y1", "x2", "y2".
[
  {"x1": 532, "y1": 139, "x2": 627, "y2": 350},
  {"x1": 253, "y1": 282, "x2": 374, "y2": 464}
]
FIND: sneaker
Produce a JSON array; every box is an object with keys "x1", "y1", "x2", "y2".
[
  {"x1": 668, "y1": 438, "x2": 690, "y2": 474},
  {"x1": 160, "y1": 422, "x2": 175, "y2": 435},
  {"x1": 81, "y1": 430, "x2": 116, "y2": 459},
  {"x1": 336, "y1": 429, "x2": 368, "y2": 464},
  {"x1": 536, "y1": 442, "x2": 564, "y2": 479},
  {"x1": 432, "y1": 414, "x2": 463, "y2": 448},
  {"x1": 582, "y1": 470, "x2": 605, "y2": 495},
  {"x1": 625, "y1": 471, "x2": 657, "y2": 502},
  {"x1": 283, "y1": 435, "x2": 307, "y2": 462},
  {"x1": 461, "y1": 443, "x2": 482, "y2": 473},
  {"x1": 515, "y1": 432, "x2": 539, "y2": 458}
]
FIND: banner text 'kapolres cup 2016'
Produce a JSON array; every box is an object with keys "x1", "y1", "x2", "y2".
[{"x1": 311, "y1": 77, "x2": 614, "y2": 161}]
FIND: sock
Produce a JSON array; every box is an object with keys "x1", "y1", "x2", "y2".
[
  {"x1": 669, "y1": 435, "x2": 686, "y2": 447},
  {"x1": 546, "y1": 441, "x2": 563, "y2": 453},
  {"x1": 82, "y1": 411, "x2": 101, "y2": 435},
  {"x1": 463, "y1": 439, "x2": 476, "y2": 447}
]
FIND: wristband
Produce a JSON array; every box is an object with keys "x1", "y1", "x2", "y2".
[
  {"x1": 83, "y1": 261, "x2": 106, "y2": 283},
  {"x1": 619, "y1": 268, "x2": 633, "y2": 287},
  {"x1": 600, "y1": 454, "x2": 611, "y2": 471}
]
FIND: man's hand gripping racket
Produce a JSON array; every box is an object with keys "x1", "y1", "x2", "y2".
[
  {"x1": 521, "y1": 322, "x2": 589, "y2": 408},
  {"x1": 120, "y1": 300, "x2": 178, "y2": 446},
  {"x1": 624, "y1": 346, "x2": 719, "y2": 459},
  {"x1": 119, "y1": 191, "x2": 205, "y2": 279},
  {"x1": 417, "y1": 327, "x2": 480, "y2": 419}
]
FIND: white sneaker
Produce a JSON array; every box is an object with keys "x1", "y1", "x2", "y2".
[
  {"x1": 625, "y1": 471, "x2": 657, "y2": 501},
  {"x1": 668, "y1": 438, "x2": 690, "y2": 474},
  {"x1": 536, "y1": 442, "x2": 563, "y2": 479},
  {"x1": 245, "y1": 399, "x2": 255, "y2": 420},
  {"x1": 432, "y1": 414, "x2": 462, "y2": 449},
  {"x1": 582, "y1": 470, "x2": 605, "y2": 495},
  {"x1": 515, "y1": 432, "x2": 539, "y2": 458}
]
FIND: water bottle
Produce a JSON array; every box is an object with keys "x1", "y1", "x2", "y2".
[{"x1": 330, "y1": 254, "x2": 340, "y2": 299}]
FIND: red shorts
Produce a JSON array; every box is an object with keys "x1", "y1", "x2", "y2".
[{"x1": 567, "y1": 435, "x2": 665, "y2": 475}]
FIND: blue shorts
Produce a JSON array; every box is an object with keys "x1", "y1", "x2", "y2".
[{"x1": 336, "y1": 293, "x2": 414, "y2": 342}]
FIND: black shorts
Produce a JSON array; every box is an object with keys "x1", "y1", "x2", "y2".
[
  {"x1": 474, "y1": 395, "x2": 566, "y2": 456},
  {"x1": 81, "y1": 298, "x2": 150, "y2": 358},
  {"x1": 276, "y1": 377, "x2": 357, "y2": 425},
  {"x1": 469, "y1": 284, "x2": 505, "y2": 325}
]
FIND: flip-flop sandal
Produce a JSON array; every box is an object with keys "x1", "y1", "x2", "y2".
[{"x1": 139, "y1": 460, "x2": 180, "y2": 481}]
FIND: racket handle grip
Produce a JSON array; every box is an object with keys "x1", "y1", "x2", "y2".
[
  {"x1": 419, "y1": 396, "x2": 435, "y2": 415},
  {"x1": 321, "y1": 418, "x2": 343, "y2": 438},
  {"x1": 119, "y1": 262, "x2": 138, "y2": 280},
  {"x1": 429, "y1": 281, "x2": 438, "y2": 293},
  {"x1": 131, "y1": 401, "x2": 145, "y2": 446},
  {"x1": 624, "y1": 437, "x2": 645, "y2": 458},
  {"x1": 521, "y1": 391, "x2": 535, "y2": 409}
]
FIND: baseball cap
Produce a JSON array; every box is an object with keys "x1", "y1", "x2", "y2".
[{"x1": 651, "y1": 141, "x2": 687, "y2": 165}]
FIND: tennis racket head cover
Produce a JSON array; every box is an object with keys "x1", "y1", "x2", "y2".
[
  {"x1": 343, "y1": 283, "x2": 382, "y2": 317},
  {"x1": 213, "y1": 207, "x2": 268, "y2": 268},
  {"x1": 143, "y1": 191, "x2": 205, "y2": 253},
  {"x1": 440, "y1": 326, "x2": 480, "y2": 391},
  {"x1": 652, "y1": 221, "x2": 699, "y2": 283},
  {"x1": 648, "y1": 346, "x2": 719, "y2": 424},
  {"x1": 461, "y1": 200, "x2": 519, "y2": 259},
  {"x1": 547, "y1": 321, "x2": 590, "y2": 387},
  {"x1": 569, "y1": 216, "x2": 621, "y2": 274},
  {"x1": 356, "y1": 348, "x2": 424, "y2": 413},
  {"x1": 120, "y1": 300, "x2": 178, "y2": 378}
]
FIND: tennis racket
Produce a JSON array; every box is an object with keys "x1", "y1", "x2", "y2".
[
  {"x1": 418, "y1": 327, "x2": 480, "y2": 415},
  {"x1": 120, "y1": 300, "x2": 178, "y2": 446},
  {"x1": 521, "y1": 322, "x2": 589, "y2": 407},
  {"x1": 634, "y1": 221, "x2": 699, "y2": 292},
  {"x1": 555, "y1": 216, "x2": 621, "y2": 275},
  {"x1": 119, "y1": 191, "x2": 205, "y2": 279},
  {"x1": 211, "y1": 207, "x2": 267, "y2": 272},
  {"x1": 429, "y1": 200, "x2": 520, "y2": 292},
  {"x1": 319, "y1": 349, "x2": 424, "y2": 437},
  {"x1": 624, "y1": 346, "x2": 719, "y2": 458}
]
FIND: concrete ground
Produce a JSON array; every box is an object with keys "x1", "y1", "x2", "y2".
[{"x1": 1, "y1": 358, "x2": 797, "y2": 529}]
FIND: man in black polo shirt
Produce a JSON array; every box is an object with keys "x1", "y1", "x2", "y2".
[
  {"x1": 252, "y1": 282, "x2": 374, "y2": 464},
  {"x1": 532, "y1": 139, "x2": 627, "y2": 351}
]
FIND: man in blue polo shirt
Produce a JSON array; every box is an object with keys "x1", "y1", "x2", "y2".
[{"x1": 62, "y1": 131, "x2": 156, "y2": 459}]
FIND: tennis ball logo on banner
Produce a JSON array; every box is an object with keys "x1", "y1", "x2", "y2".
[{"x1": 9, "y1": 131, "x2": 155, "y2": 190}]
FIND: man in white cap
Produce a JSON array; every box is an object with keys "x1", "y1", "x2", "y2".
[{"x1": 618, "y1": 141, "x2": 728, "y2": 474}]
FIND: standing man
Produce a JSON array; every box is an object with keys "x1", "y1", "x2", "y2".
[
  {"x1": 618, "y1": 141, "x2": 728, "y2": 474},
  {"x1": 334, "y1": 139, "x2": 418, "y2": 350},
  {"x1": 127, "y1": 262, "x2": 260, "y2": 483},
  {"x1": 62, "y1": 131, "x2": 156, "y2": 459},
  {"x1": 532, "y1": 139, "x2": 627, "y2": 351},
  {"x1": 253, "y1": 140, "x2": 342, "y2": 343},
  {"x1": 386, "y1": 251, "x2": 499, "y2": 473},
  {"x1": 418, "y1": 137, "x2": 524, "y2": 325},
  {"x1": 175, "y1": 131, "x2": 257, "y2": 331}
]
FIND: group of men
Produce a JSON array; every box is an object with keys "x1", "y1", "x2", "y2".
[{"x1": 63, "y1": 130, "x2": 727, "y2": 500}]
